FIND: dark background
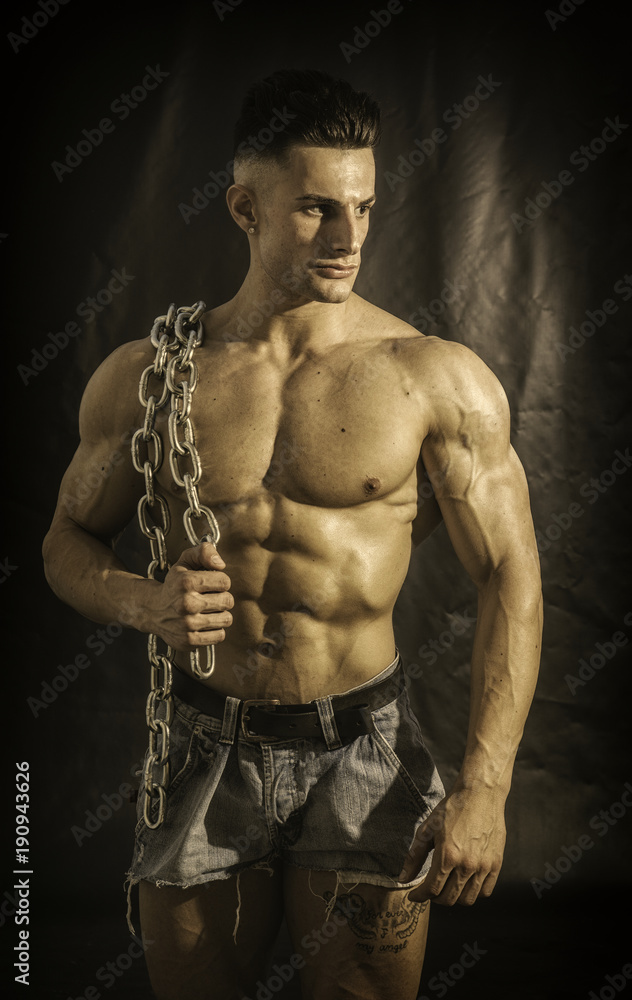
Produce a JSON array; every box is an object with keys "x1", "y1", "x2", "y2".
[{"x1": 2, "y1": 0, "x2": 631, "y2": 997}]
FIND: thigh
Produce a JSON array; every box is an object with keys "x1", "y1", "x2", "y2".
[
  {"x1": 140, "y1": 862, "x2": 284, "y2": 1000},
  {"x1": 282, "y1": 866, "x2": 430, "y2": 1000}
]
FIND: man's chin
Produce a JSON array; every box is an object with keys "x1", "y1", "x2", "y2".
[
  {"x1": 300, "y1": 273, "x2": 357, "y2": 304},
  {"x1": 309, "y1": 285, "x2": 354, "y2": 304}
]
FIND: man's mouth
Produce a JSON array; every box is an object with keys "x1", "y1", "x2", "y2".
[{"x1": 310, "y1": 261, "x2": 358, "y2": 278}]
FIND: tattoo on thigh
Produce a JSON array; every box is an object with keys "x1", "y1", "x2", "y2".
[{"x1": 324, "y1": 891, "x2": 428, "y2": 943}]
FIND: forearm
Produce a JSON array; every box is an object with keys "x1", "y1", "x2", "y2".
[
  {"x1": 42, "y1": 518, "x2": 157, "y2": 632},
  {"x1": 456, "y1": 565, "x2": 543, "y2": 799},
  {"x1": 404, "y1": 563, "x2": 541, "y2": 903}
]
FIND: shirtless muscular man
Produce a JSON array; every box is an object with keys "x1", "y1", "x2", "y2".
[{"x1": 43, "y1": 70, "x2": 543, "y2": 1000}]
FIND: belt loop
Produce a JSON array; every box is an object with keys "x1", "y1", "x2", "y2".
[
  {"x1": 219, "y1": 696, "x2": 241, "y2": 745},
  {"x1": 315, "y1": 696, "x2": 343, "y2": 750}
]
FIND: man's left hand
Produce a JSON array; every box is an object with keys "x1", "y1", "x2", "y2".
[{"x1": 399, "y1": 789, "x2": 507, "y2": 906}]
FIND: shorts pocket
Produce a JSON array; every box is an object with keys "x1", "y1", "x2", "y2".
[
  {"x1": 167, "y1": 709, "x2": 219, "y2": 796},
  {"x1": 371, "y1": 694, "x2": 441, "y2": 816},
  {"x1": 371, "y1": 725, "x2": 429, "y2": 810}
]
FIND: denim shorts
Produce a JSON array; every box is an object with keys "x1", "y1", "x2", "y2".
[{"x1": 125, "y1": 655, "x2": 445, "y2": 902}]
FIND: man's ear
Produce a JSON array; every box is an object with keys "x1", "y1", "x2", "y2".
[{"x1": 226, "y1": 183, "x2": 257, "y2": 234}]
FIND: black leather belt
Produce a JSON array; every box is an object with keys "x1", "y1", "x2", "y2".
[{"x1": 171, "y1": 659, "x2": 404, "y2": 745}]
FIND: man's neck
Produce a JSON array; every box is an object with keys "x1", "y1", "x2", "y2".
[{"x1": 220, "y1": 270, "x2": 358, "y2": 354}]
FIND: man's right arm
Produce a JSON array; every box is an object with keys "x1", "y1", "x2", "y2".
[{"x1": 42, "y1": 340, "x2": 233, "y2": 649}]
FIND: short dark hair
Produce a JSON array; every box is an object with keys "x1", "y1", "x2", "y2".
[{"x1": 233, "y1": 69, "x2": 381, "y2": 166}]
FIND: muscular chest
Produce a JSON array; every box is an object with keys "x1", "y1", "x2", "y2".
[{"x1": 156, "y1": 341, "x2": 424, "y2": 510}]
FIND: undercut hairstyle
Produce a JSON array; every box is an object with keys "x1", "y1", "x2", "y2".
[{"x1": 233, "y1": 69, "x2": 381, "y2": 168}]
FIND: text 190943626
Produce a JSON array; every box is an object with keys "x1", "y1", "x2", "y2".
[{"x1": 14, "y1": 762, "x2": 32, "y2": 986}]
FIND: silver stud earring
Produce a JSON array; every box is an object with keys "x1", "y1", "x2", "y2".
[{"x1": 248, "y1": 226, "x2": 255, "y2": 234}]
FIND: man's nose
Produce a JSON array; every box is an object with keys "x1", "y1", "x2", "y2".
[{"x1": 327, "y1": 210, "x2": 362, "y2": 257}]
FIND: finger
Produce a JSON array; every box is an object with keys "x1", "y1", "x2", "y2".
[
  {"x1": 432, "y1": 870, "x2": 471, "y2": 907},
  {"x1": 479, "y1": 869, "x2": 499, "y2": 899},
  {"x1": 174, "y1": 541, "x2": 225, "y2": 571},
  {"x1": 198, "y1": 591, "x2": 234, "y2": 612},
  {"x1": 455, "y1": 872, "x2": 488, "y2": 907},
  {"x1": 398, "y1": 826, "x2": 435, "y2": 883},
  {"x1": 445, "y1": 868, "x2": 497, "y2": 907},
  {"x1": 405, "y1": 845, "x2": 450, "y2": 901},
  {"x1": 412, "y1": 868, "x2": 469, "y2": 907},
  {"x1": 195, "y1": 571, "x2": 232, "y2": 595},
  {"x1": 179, "y1": 575, "x2": 233, "y2": 606},
  {"x1": 184, "y1": 627, "x2": 227, "y2": 647},
  {"x1": 184, "y1": 609, "x2": 233, "y2": 633},
  {"x1": 179, "y1": 587, "x2": 233, "y2": 627}
]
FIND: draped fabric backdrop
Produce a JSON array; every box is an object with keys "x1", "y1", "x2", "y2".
[{"x1": 3, "y1": 0, "x2": 630, "y2": 997}]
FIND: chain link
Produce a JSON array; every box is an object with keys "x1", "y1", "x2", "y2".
[{"x1": 134, "y1": 300, "x2": 220, "y2": 828}]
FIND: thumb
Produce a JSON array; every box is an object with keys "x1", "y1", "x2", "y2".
[
  {"x1": 399, "y1": 822, "x2": 435, "y2": 883},
  {"x1": 174, "y1": 541, "x2": 225, "y2": 571}
]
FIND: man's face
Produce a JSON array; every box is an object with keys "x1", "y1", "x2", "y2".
[{"x1": 254, "y1": 145, "x2": 376, "y2": 305}]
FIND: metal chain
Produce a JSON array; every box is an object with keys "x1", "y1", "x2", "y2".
[{"x1": 132, "y1": 300, "x2": 220, "y2": 828}]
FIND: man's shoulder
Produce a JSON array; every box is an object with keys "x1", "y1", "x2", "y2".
[
  {"x1": 84, "y1": 336, "x2": 155, "y2": 400},
  {"x1": 355, "y1": 296, "x2": 496, "y2": 377},
  {"x1": 355, "y1": 297, "x2": 509, "y2": 423},
  {"x1": 79, "y1": 336, "x2": 155, "y2": 435},
  {"x1": 410, "y1": 335, "x2": 510, "y2": 435}
]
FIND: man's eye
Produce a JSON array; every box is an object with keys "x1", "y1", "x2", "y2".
[
  {"x1": 307, "y1": 204, "x2": 327, "y2": 216},
  {"x1": 357, "y1": 204, "x2": 373, "y2": 217}
]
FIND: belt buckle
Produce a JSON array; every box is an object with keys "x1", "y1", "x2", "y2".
[{"x1": 241, "y1": 699, "x2": 281, "y2": 742}]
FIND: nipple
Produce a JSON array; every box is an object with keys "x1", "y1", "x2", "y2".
[{"x1": 363, "y1": 476, "x2": 381, "y2": 495}]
